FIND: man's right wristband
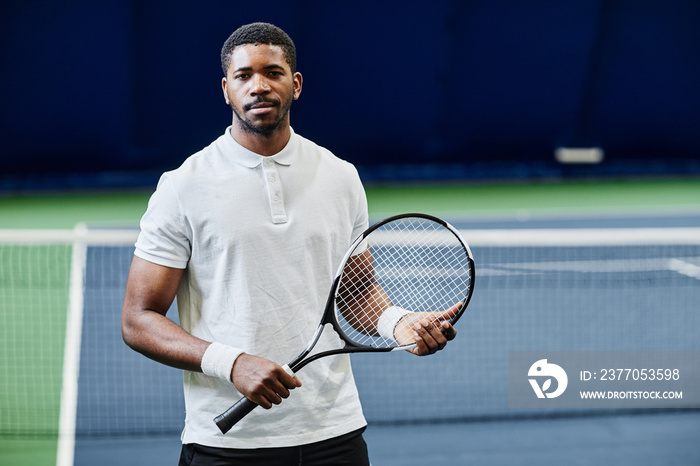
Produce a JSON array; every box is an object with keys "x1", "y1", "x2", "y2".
[{"x1": 200, "y1": 342, "x2": 245, "y2": 384}]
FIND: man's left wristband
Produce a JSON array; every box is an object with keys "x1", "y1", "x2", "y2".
[
  {"x1": 200, "y1": 342, "x2": 245, "y2": 384},
  {"x1": 377, "y1": 306, "x2": 411, "y2": 341}
]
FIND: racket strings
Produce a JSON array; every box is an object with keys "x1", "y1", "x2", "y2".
[{"x1": 335, "y1": 217, "x2": 473, "y2": 349}]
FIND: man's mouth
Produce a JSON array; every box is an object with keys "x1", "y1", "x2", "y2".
[{"x1": 246, "y1": 100, "x2": 278, "y2": 114}]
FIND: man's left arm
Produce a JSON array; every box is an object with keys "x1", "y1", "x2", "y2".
[{"x1": 336, "y1": 248, "x2": 458, "y2": 356}]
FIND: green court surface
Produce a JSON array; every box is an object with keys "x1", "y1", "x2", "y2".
[
  {"x1": 1, "y1": 178, "x2": 698, "y2": 466},
  {"x1": 0, "y1": 245, "x2": 71, "y2": 466},
  {"x1": 1, "y1": 179, "x2": 699, "y2": 229},
  {"x1": 0, "y1": 440, "x2": 58, "y2": 466}
]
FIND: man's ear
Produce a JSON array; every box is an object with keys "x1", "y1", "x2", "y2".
[
  {"x1": 293, "y1": 72, "x2": 303, "y2": 100},
  {"x1": 222, "y1": 77, "x2": 230, "y2": 104}
]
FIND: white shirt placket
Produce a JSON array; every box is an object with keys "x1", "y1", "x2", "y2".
[{"x1": 261, "y1": 158, "x2": 288, "y2": 224}]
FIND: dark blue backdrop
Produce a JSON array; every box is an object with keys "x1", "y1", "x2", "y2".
[{"x1": 1, "y1": 0, "x2": 699, "y2": 188}]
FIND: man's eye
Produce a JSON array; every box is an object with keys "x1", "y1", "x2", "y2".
[{"x1": 235, "y1": 74, "x2": 249, "y2": 80}]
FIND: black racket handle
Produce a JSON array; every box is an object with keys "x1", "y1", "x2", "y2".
[
  {"x1": 214, "y1": 397, "x2": 258, "y2": 434},
  {"x1": 215, "y1": 364, "x2": 297, "y2": 434}
]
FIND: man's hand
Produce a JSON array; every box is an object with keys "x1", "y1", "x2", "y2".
[
  {"x1": 231, "y1": 354, "x2": 302, "y2": 409},
  {"x1": 393, "y1": 302, "x2": 460, "y2": 356}
]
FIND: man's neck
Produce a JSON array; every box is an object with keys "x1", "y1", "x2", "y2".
[{"x1": 229, "y1": 124, "x2": 291, "y2": 156}]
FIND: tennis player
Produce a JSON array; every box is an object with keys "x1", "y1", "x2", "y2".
[{"x1": 121, "y1": 22, "x2": 457, "y2": 465}]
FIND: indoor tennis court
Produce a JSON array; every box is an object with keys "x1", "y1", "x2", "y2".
[
  {"x1": 2, "y1": 183, "x2": 699, "y2": 465},
  {"x1": 2, "y1": 2, "x2": 700, "y2": 465}
]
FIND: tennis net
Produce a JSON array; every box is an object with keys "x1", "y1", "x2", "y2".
[
  {"x1": 353, "y1": 228, "x2": 700, "y2": 423},
  {"x1": 1, "y1": 226, "x2": 699, "y2": 439}
]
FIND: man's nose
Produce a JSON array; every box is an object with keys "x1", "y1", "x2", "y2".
[{"x1": 250, "y1": 74, "x2": 271, "y2": 94}]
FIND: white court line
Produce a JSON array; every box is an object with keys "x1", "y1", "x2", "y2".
[
  {"x1": 460, "y1": 228, "x2": 700, "y2": 246},
  {"x1": 0, "y1": 228, "x2": 138, "y2": 244},
  {"x1": 668, "y1": 259, "x2": 700, "y2": 280},
  {"x1": 56, "y1": 228, "x2": 88, "y2": 466},
  {"x1": 493, "y1": 258, "x2": 700, "y2": 273},
  {"x1": 2, "y1": 227, "x2": 698, "y2": 246}
]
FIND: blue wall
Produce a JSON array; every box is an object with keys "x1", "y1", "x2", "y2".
[{"x1": 1, "y1": 1, "x2": 699, "y2": 187}]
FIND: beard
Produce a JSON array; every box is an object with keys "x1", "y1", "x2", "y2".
[{"x1": 230, "y1": 94, "x2": 294, "y2": 137}]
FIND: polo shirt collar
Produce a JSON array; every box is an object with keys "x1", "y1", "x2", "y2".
[{"x1": 223, "y1": 126, "x2": 299, "y2": 168}]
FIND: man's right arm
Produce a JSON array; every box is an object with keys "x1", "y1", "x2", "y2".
[
  {"x1": 121, "y1": 255, "x2": 209, "y2": 372},
  {"x1": 121, "y1": 256, "x2": 300, "y2": 408}
]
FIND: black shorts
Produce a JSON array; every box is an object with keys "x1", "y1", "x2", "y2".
[{"x1": 178, "y1": 427, "x2": 369, "y2": 466}]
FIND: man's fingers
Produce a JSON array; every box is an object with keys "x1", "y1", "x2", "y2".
[
  {"x1": 436, "y1": 302, "x2": 462, "y2": 321},
  {"x1": 255, "y1": 376, "x2": 299, "y2": 409},
  {"x1": 265, "y1": 367, "x2": 302, "y2": 405},
  {"x1": 232, "y1": 355, "x2": 302, "y2": 409},
  {"x1": 419, "y1": 302, "x2": 462, "y2": 331},
  {"x1": 411, "y1": 319, "x2": 444, "y2": 355},
  {"x1": 277, "y1": 367, "x2": 302, "y2": 389},
  {"x1": 441, "y1": 321, "x2": 457, "y2": 340},
  {"x1": 408, "y1": 307, "x2": 461, "y2": 355}
]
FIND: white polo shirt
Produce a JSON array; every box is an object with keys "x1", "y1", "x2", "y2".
[{"x1": 134, "y1": 127, "x2": 369, "y2": 448}]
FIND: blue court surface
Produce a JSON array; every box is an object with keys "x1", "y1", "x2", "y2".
[
  {"x1": 74, "y1": 412, "x2": 700, "y2": 465},
  {"x1": 69, "y1": 211, "x2": 700, "y2": 465}
]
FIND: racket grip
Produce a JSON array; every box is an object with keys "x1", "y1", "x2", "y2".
[{"x1": 214, "y1": 397, "x2": 258, "y2": 434}]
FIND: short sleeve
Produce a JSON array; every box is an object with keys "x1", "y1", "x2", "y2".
[
  {"x1": 351, "y1": 169, "x2": 369, "y2": 239},
  {"x1": 134, "y1": 173, "x2": 192, "y2": 269},
  {"x1": 349, "y1": 168, "x2": 369, "y2": 256}
]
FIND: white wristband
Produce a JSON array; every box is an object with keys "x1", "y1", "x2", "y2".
[
  {"x1": 201, "y1": 342, "x2": 245, "y2": 383},
  {"x1": 377, "y1": 306, "x2": 411, "y2": 341}
]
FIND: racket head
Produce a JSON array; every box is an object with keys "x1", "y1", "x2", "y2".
[{"x1": 330, "y1": 213, "x2": 475, "y2": 350}]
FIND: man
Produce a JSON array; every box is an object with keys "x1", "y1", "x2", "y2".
[{"x1": 122, "y1": 22, "x2": 456, "y2": 465}]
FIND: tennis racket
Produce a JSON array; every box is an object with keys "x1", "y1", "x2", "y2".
[{"x1": 214, "y1": 213, "x2": 475, "y2": 434}]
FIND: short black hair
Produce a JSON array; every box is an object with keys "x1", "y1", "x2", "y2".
[{"x1": 221, "y1": 22, "x2": 297, "y2": 75}]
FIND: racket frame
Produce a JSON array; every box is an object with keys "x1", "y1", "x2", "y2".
[
  {"x1": 289, "y1": 212, "x2": 475, "y2": 372},
  {"x1": 214, "y1": 212, "x2": 475, "y2": 433}
]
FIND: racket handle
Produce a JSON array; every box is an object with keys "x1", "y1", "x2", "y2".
[
  {"x1": 214, "y1": 397, "x2": 258, "y2": 434},
  {"x1": 214, "y1": 364, "x2": 296, "y2": 434}
]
